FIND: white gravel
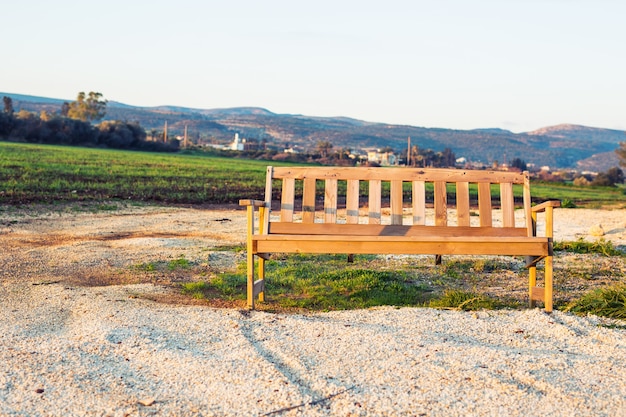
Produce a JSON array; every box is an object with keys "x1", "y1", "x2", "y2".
[{"x1": 2, "y1": 282, "x2": 626, "y2": 417}]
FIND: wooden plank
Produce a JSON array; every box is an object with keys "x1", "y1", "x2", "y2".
[
  {"x1": 346, "y1": 179, "x2": 360, "y2": 224},
  {"x1": 412, "y1": 181, "x2": 426, "y2": 225},
  {"x1": 456, "y1": 182, "x2": 470, "y2": 227},
  {"x1": 245, "y1": 204, "x2": 256, "y2": 309},
  {"x1": 500, "y1": 182, "x2": 515, "y2": 227},
  {"x1": 324, "y1": 178, "x2": 338, "y2": 223},
  {"x1": 390, "y1": 180, "x2": 403, "y2": 225},
  {"x1": 268, "y1": 223, "x2": 528, "y2": 237},
  {"x1": 368, "y1": 179, "x2": 382, "y2": 224},
  {"x1": 523, "y1": 171, "x2": 533, "y2": 237},
  {"x1": 531, "y1": 286, "x2": 545, "y2": 302},
  {"x1": 478, "y1": 182, "x2": 493, "y2": 227},
  {"x1": 271, "y1": 166, "x2": 526, "y2": 183},
  {"x1": 302, "y1": 177, "x2": 317, "y2": 223},
  {"x1": 255, "y1": 236, "x2": 549, "y2": 256},
  {"x1": 281, "y1": 177, "x2": 295, "y2": 222},
  {"x1": 434, "y1": 181, "x2": 447, "y2": 226},
  {"x1": 262, "y1": 166, "x2": 274, "y2": 234}
]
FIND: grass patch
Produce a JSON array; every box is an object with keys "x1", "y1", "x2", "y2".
[
  {"x1": 429, "y1": 289, "x2": 501, "y2": 311},
  {"x1": 183, "y1": 254, "x2": 432, "y2": 311},
  {"x1": 555, "y1": 238, "x2": 624, "y2": 256},
  {"x1": 563, "y1": 285, "x2": 626, "y2": 319},
  {"x1": 209, "y1": 244, "x2": 246, "y2": 252},
  {"x1": 168, "y1": 256, "x2": 192, "y2": 270}
]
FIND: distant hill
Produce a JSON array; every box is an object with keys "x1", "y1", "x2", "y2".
[{"x1": 2, "y1": 92, "x2": 624, "y2": 170}]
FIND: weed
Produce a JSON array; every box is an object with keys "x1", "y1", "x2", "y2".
[
  {"x1": 181, "y1": 281, "x2": 211, "y2": 299},
  {"x1": 134, "y1": 262, "x2": 157, "y2": 272},
  {"x1": 555, "y1": 238, "x2": 624, "y2": 256},
  {"x1": 429, "y1": 289, "x2": 500, "y2": 311},
  {"x1": 563, "y1": 285, "x2": 626, "y2": 319},
  {"x1": 210, "y1": 244, "x2": 246, "y2": 252},
  {"x1": 168, "y1": 256, "x2": 191, "y2": 270}
]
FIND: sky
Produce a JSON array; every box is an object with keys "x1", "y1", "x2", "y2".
[{"x1": 2, "y1": 0, "x2": 625, "y2": 133}]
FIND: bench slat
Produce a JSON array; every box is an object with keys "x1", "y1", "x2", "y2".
[
  {"x1": 434, "y1": 181, "x2": 447, "y2": 226},
  {"x1": 281, "y1": 177, "x2": 295, "y2": 222},
  {"x1": 255, "y1": 236, "x2": 549, "y2": 257},
  {"x1": 478, "y1": 182, "x2": 493, "y2": 227},
  {"x1": 272, "y1": 166, "x2": 526, "y2": 183},
  {"x1": 368, "y1": 179, "x2": 382, "y2": 224},
  {"x1": 500, "y1": 182, "x2": 515, "y2": 227},
  {"x1": 391, "y1": 180, "x2": 403, "y2": 225},
  {"x1": 456, "y1": 181, "x2": 471, "y2": 227},
  {"x1": 324, "y1": 179, "x2": 338, "y2": 223},
  {"x1": 346, "y1": 179, "x2": 360, "y2": 224},
  {"x1": 268, "y1": 223, "x2": 528, "y2": 237},
  {"x1": 302, "y1": 177, "x2": 316, "y2": 223},
  {"x1": 412, "y1": 181, "x2": 426, "y2": 225}
]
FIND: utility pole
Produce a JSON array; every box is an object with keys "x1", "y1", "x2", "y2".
[
  {"x1": 163, "y1": 121, "x2": 168, "y2": 143},
  {"x1": 184, "y1": 125, "x2": 188, "y2": 148}
]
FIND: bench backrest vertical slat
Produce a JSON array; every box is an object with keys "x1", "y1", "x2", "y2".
[
  {"x1": 390, "y1": 180, "x2": 403, "y2": 225},
  {"x1": 346, "y1": 179, "x2": 360, "y2": 224},
  {"x1": 412, "y1": 180, "x2": 426, "y2": 225},
  {"x1": 434, "y1": 181, "x2": 447, "y2": 226},
  {"x1": 456, "y1": 181, "x2": 471, "y2": 227},
  {"x1": 478, "y1": 182, "x2": 493, "y2": 227},
  {"x1": 302, "y1": 177, "x2": 317, "y2": 223},
  {"x1": 500, "y1": 182, "x2": 515, "y2": 227},
  {"x1": 523, "y1": 171, "x2": 533, "y2": 236},
  {"x1": 280, "y1": 177, "x2": 295, "y2": 222},
  {"x1": 368, "y1": 179, "x2": 382, "y2": 224},
  {"x1": 263, "y1": 166, "x2": 274, "y2": 233},
  {"x1": 324, "y1": 179, "x2": 338, "y2": 223}
]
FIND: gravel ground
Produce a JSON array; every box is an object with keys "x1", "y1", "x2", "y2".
[
  {"x1": 1, "y1": 205, "x2": 625, "y2": 416},
  {"x1": 2, "y1": 282, "x2": 626, "y2": 417}
]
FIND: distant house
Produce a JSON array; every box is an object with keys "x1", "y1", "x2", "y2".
[
  {"x1": 230, "y1": 133, "x2": 245, "y2": 151},
  {"x1": 367, "y1": 149, "x2": 397, "y2": 166}
]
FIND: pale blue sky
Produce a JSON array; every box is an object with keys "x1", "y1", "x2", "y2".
[{"x1": 2, "y1": 0, "x2": 625, "y2": 132}]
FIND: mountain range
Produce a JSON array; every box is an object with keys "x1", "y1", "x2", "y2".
[{"x1": 3, "y1": 92, "x2": 624, "y2": 171}]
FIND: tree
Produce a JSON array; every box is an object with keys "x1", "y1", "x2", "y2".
[
  {"x1": 591, "y1": 167, "x2": 624, "y2": 187},
  {"x1": 317, "y1": 140, "x2": 333, "y2": 158},
  {"x1": 617, "y1": 142, "x2": 626, "y2": 167},
  {"x1": 3, "y1": 96, "x2": 14, "y2": 115},
  {"x1": 510, "y1": 158, "x2": 527, "y2": 171},
  {"x1": 67, "y1": 91, "x2": 107, "y2": 122}
]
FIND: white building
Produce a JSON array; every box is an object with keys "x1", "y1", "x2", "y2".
[{"x1": 230, "y1": 133, "x2": 245, "y2": 151}]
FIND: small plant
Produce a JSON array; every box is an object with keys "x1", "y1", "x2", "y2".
[
  {"x1": 560, "y1": 198, "x2": 577, "y2": 208},
  {"x1": 168, "y1": 255, "x2": 191, "y2": 270},
  {"x1": 564, "y1": 285, "x2": 626, "y2": 319},
  {"x1": 554, "y1": 238, "x2": 624, "y2": 256},
  {"x1": 429, "y1": 289, "x2": 499, "y2": 311},
  {"x1": 210, "y1": 244, "x2": 246, "y2": 252},
  {"x1": 181, "y1": 281, "x2": 211, "y2": 299},
  {"x1": 134, "y1": 262, "x2": 157, "y2": 272}
]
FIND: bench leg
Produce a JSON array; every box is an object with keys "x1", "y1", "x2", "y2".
[
  {"x1": 528, "y1": 265, "x2": 537, "y2": 308},
  {"x1": 247, "y1": 253, "x2": 255, "y2": 309},
  {"x1": 258, "y1": 257, "x2": 265, "y2": 303},
  {"x1": 544, "y1": 256, "x2": 553, "y2": 313}
]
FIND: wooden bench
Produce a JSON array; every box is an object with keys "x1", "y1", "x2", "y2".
[{"x1": 240, "y1": 166, "x2": 560, "y2": 312}]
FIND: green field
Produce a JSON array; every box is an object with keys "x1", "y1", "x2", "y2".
[
  {"x1": 0, "y1": 141, "x2": 624, "y2": 207},
  {"x1": 0, "y1": 142, "x2": 270, "y2": 204}
]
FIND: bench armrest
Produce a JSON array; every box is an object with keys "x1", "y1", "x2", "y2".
[
  {"x1": 531, "y1": 200, "x2": 561, "y2": 213},
  {"x1": 239, "y1": 199, "x2": 267, "y2": 208}
]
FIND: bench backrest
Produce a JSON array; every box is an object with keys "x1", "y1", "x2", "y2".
[{"x1": 262, "y1": 166, "x2": 533, "y2": 237}]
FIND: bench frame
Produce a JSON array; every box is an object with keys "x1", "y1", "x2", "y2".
[{"x1": 240, "y1": 166, "x2": 560, "y2": 312}]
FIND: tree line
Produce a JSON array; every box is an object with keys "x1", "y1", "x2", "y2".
[{"x1": 0, "y1": 93, "x2": 179, "y2": 152}]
